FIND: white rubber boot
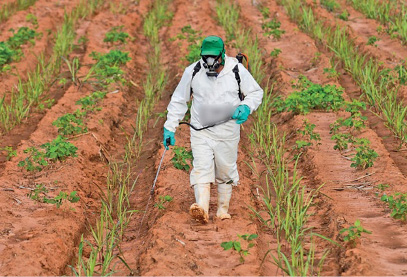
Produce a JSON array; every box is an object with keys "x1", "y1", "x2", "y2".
[
  {"x1": 217, "y1": 183, "x2": 232, "y2": 220},
  {"x1": 190, "y1": 183, "x2": 210, "y2": 223}
]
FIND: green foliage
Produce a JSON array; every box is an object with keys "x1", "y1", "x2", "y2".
[
  {"x1": 7, "y1": 27, "x2": 39, "y2": 49},
  {"x1": 323, "y1": 67, "x2": 340, "y2": 79},
  {"x1": 270, "y1": 48, "x2": 282, "y2": 57},
  {"x1": 88, "y1": 50, "x2": 131, "y2": 85},
  {"x1": 367, "y1": 36, "x2": 380, "y2": 46},
  {"x1": 273, "y1": 77, "x2": 345, "y2": 114},
  {"x1": 331, "y1": 133, "x2": 354, "y2": 151},
  {"x1": 26, "y1": 13, "x2": 38, "y2": 28},
  {"x1": 171, "y1": 146, "x2": 193, "y2": 171},
  {"x1": 262, "y1": 18, "x2": 285, "y2": 39},
  {"x1": 76, "y1": 91, "x2": 106, "y2": 112},
  {"x1": 52, "y1": 111, "x2": 87, "y2": 136},
  {"x1": 321, "y1": 0, "x2": 340, "y2": 12},
  {"x1": 0, "y1": 146, "x2": 17, "y2": 160},
  {"x1": 350, "y1": 138, "x2": 379, "y2": 169},
  {"x1": 41, "y1": 135, "x2": 78, "y2": 161},
  {"x1": 104, "y1": 25, "x2": 129, "y2": 44},
  {"x1": 339, "y1": 10, "x2": 349, "y2": 21},
  {"x1": 221, "y1": 234, "x2": 258, "y2": 263},
  {"x1": 376, "y1": 183, "x2": 389, "y2": 191},
  {"x1": 259, "y1": 6, "x2": 270, "y2": 18},
  {"x1": 381, "y1": 193, "x2": 407, "y2": 221},
  {"x1": 395, "y1": 64, "x2": 407, "y2": 85},
  {"x1": 297, "y1": 120, "x2": 321, "y2": 144},
  {"x1": 154, "y1": 195, "x2": 173, "y2": 210},
  {"x1": 339, "y1": 220, "x2": 371, "y2": 246},
  {"x1": 28, "y1": 184, "x2": 80, "y2": 208},
  {"x1": 0, "y1": 41, "x2": 16, "y2": 66},
  {"x1": 18, "y1": 147, "x2": 48, "y2": 171}
]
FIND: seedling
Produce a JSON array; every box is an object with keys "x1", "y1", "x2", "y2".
[
  {"x1": 28, "y1": 184, "x2": 48, "y2": 201},
  {"x1": 321, "y1": 0, "x2": 340, "y2": 12},
  {"x1": 270, "y1": 48, "x2": 282, "y2": 57},
  {"x1": 154, "y1": 195, "x2": 173, "y2": 210},
  {"x1": 38, "y1": 99, "x2": 55, "y2": 111},
  {"x1": 0, "y1": 146, "x2": 17, "y2": 160},
  {"x1": 173, "y1": 25, "x2": 203, "y2": 63},
  {"x1": 104, "y1": 25, "x2": 129, "y2": 44},
  {"x1": 7, "y1": 27, "x2": 40, "y2": 49},
  {"x1": 41, "y1": 135, "x2": 78, "y2": 161},
  {"x1": 259, "y1": 6, "x2": 270, "y2": 18},
  {"x1": 18, "y1": 147, "x2": 48, "y2": 172},
  {"x1": 350, "y1": 138, "x2": 378, "y2": 169},
  {"x1": 331, "y1": 133, "x2": 354, "y2": 151},
  {"x1": 221, "y1": 234, "x2": 258, "y2": 263},
  {"x1": 339, "y1": 220, "x2": 371, "y2": 247},
  {"x1": 52, "y1": 111, "x2": 87, "y2": 136},
  {"x1": 43, "y1": 191, "x2": 80, "y2": 208},
  {"x1": 171, "y1": 146, "x2": 193, "y2": 171},
  {"x1": 294, "y1": 140, "x2": 312, "y2": 152},
  {"x1": 25, "y1": 13, "x2": 38, "y2": 28},
  {"x1": 381, "y1": 193, "x2": 407, "y2": 221},
  {"x1": 323, "y1": 67, "x2": 340, "y2": 79},
  {"x1": 367, "y1": 36, "x2": 380, "y2": 46},
  {"x1": 76, "y1": 91, "x2": 106, "y2": 112},
  {"x1": 376, "y1": 184, "x2": 389, "y2": 191},
  {"x1": 339, "y1": 10, "x2": 349, "y2": 21},
  {"x1": 262, "y1": 18, "x2": 285, "y2": 39},
  {"x1": 395, "y1": 64, "x2": 407, "y2": 85},
  {"x1": 297, "y1": 120, "x2": 321, "y2": 144}
]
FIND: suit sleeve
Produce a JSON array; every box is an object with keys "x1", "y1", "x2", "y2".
[
  {"x1": 238, "y1": 64, "x2": 264, "y2": 113},
  {"x1": 163, "y1": 67, "x2": 193, "y2": 132}
]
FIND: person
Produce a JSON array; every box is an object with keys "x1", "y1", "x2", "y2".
[{"x1": 163, "y1": 35, "x2": 263, "y2": 223}]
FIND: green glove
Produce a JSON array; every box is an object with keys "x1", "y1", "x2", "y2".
[
  {"x1": 232, "y1": 104, "x2": 250, "y2": 124},
  {"x1": 163, "y1": 127, "x2": 175, "y2": 150}
]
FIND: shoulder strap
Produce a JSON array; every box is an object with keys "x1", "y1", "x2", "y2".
[
  {"x1": 190, "y1": 61, "x2": 201, "y2": 96},
  {"x1": 233, "y1": 64, "x2": 244, "y2": 101}
]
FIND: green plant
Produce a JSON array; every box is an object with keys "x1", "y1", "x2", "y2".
[
  {"x1": 376, "y1": 184, "x2": 389, "y2": 191},
  {"x1": 38, "y1": 99, "x2": 55, "y2": 111},
  {"x1": 104, "y1": 25, "x2": 129, "y2": 44},
  {"x1": 331, "y1": 133, "x2": 354, "y2": 151},
  {"x1": 395, "y1": 64, "x2": 407, "y2": 85},
  {"x1": 321, "y1": 0, "x2": 340, "y2": 12},
  {"x1": 323, "y1": 67, "x2": 340, "y2": 79},
  {"x1": 43, "y1": 191, "x2": 80, "y2": 208},
  {"x1": 367, "y1": 36, "x2": 380, "y2": 46},
  {"x1": 76, "y1": 91, "x2": 107, "y2": 112},
  {"x1": 350, "y1": 138, "x2": 378, "y2": 169},
  {"x1": 270, "y1": 48, "x2": 282, "y2": 57},
  {"x1": 154, "y1": 195, "x2": 173, "y2": 210},
  {"x1": 339, "y1": 220, "x2": 371, "y2": 246},
  {"x1": 297, "y1": 120, "x2": 321, "y2": 144},
  {"x1": 27, "y1": 184, "x2": 48, "y2": 201},
  {"x1": 42, "y1": 135, "x2": 78, "y2": 161},
  {"x1": 273, "y1": 78, "x2": 345, "y2": 114},
  {"x1": 171, "y1": 146, "x2": 193, "y2": 171},
  {"x1": 0, "y1": 146, "x2": 17, "y2": 160},
  {"x1": 61, "y1": 56, "x2": 80, "y2": 85},
  {"x1": 262, "y1": 18, "x2": 285, "y2": 39},
  {"x1": 173, "y1": 25, "x2": 203, "y2": 63},
  {"x1": 221, "y1": 234, "x2": 258, "y2": 263},
  {"x1": 52, "y1": 111, "x2": 87, "y2": 136},
  {"x1": 25, "y1": 13, "x2": 38, "y2": 28},
  {"x1": 259, "y1": 6, "x2": 270, "y2": 18},
  {"x1": 18, "y1": 147, "x2": 48, "y2": 171},
  {"x1": 381, "y1": 193, "x2": 407, "y2": 221},
  {"x1": 339, "y1": 10, "x2": 349, "y2": 21},
  {"x1": 295, "y1": 140, "x2": 312, "y2": 151},
  {"x1": 7, "y1": 27, "x2": 40, "y2": 49}
]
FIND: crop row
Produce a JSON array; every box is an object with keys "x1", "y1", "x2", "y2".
[{"x1": 0, "y1": 0, "x2": 37, "y2": 23}]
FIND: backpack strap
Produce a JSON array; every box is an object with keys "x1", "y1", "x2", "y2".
[
  {"x1": 233, "y1": 64, "x2": 244, "y2": 101},
  {"x1": 190, "y1": 61, "x2": 202, "y2": 96}
]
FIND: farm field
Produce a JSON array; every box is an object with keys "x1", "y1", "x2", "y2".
[{"x1": 0, "y1": 0, "x2": 407, "y2": 275}]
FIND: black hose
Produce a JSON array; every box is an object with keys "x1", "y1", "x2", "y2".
[{"x1": 179, "y1": 118, "x2": 231, "y2": 131}]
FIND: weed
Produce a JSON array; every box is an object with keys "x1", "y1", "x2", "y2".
[
  {"x1": 25, "y1": 13, "x2": 38, "y2": 28},
  {"x1": 221, "y1": 234, "x2": 258, "y2": 263},
  {"x1": 339, "y1": 10, "x2": 349, "y2": 21},
  {"x1": 154, "y1": 195, "x2": 173, "y2": 210},
  {"x1": 61, "y1": 56, "x2": 80, "y2": 85},
  {"x1": 262, "y1": 18, "x2": 285, "y2": 39},
  {"x1": 331, "y1": 133, "x2": 354, "y2": 151},
  {"x1": 104, "y1": 26, "x2": 129, "y2": 44},
  {"x1": 171, "y1": 146, "x2": 193, "y2": 171},
  {"x1": 270, "y1": 48, "x2": 282, "y2": 57},
  {"x1": 381, "y1": 193, "x2": 407, "y2": 221},
  {"x1": 339, "y1": 220, "x2": 371, "y2": 246},
  {"x1": 367, "y1": 36, "x2": 380, "y2": 46},
  {"x1": 18, "y1": 147, "x2": 48, "y2": 171},
  {"x1": 0, "y1": 146, "x2": 17, "y2": 160},
  {"x1": 41, "y1": 135, "x2": 78, "y2": 161},
  {"x1": 52, "y1": 111, "x2": 87, "y2": 136},
  {"x1": 350, "y1": 138, "x2": 378, "y2": 169}
]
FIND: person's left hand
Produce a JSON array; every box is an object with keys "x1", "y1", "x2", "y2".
[{"x1": 232, "y1": 104, "x2": 250, "y2": 124}]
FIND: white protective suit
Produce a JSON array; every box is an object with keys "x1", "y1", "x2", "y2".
[{"x1": 164, "y1": 55, "x2": 263, "y2": 187}]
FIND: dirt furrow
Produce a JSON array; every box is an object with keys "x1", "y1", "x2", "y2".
[{"x1": 0, "y1": 1, "x2": 150, "y2": 274}]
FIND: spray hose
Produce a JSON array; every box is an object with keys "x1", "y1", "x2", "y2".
[{"x1": 179, "y1": 117, "x2": 232, "y2": 131}]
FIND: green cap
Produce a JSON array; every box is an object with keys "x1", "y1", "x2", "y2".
[{"x1": 201, "y1": 36, "x2": 224, "y2": 56}]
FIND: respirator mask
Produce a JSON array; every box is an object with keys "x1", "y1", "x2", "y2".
[{"x1": 202, "y1": 54, "x2": 222, "y2": 77}]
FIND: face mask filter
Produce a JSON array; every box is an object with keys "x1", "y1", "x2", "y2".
[{"x1": 203, "y1": 54, "x2": 221, "y2": 77}]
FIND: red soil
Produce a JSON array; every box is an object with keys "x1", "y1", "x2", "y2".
[{"x1": 1, "y1": 0, "x2": 407, "y2": 275}]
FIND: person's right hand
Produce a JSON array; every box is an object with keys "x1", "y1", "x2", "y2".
[{"x1": 163, "y1": 128, "x2": 175, "y2": 150}]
